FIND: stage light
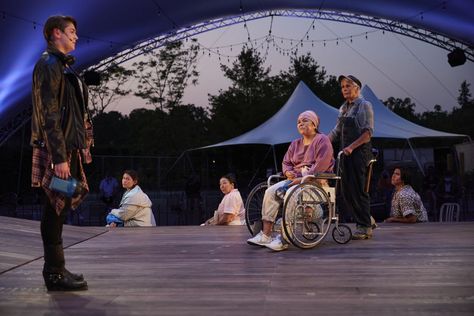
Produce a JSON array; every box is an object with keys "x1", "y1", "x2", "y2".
[{"x1": 447, "y1": 48, "x2": 466, "y2": 67}]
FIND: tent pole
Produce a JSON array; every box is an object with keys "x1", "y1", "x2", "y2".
[
  {"x1": 272, "y1": 145, "x2": 279, "y2": 173},
  {"x1": 407, "y1": 139, "x2": 425, "y2": 176},
  {"x1": 247, "y1": 146, "x2": 273, "y2": 188}
]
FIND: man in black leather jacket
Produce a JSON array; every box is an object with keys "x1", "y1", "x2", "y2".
[{"x1": 31, "y1": 15, "x2": 92, "y2": 291}]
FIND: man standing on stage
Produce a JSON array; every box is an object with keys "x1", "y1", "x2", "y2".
[
  {"x1": 31, "y1": 15, "x2": 92, "y2": 291},
  {"x1": 328, "y1": 75, "x2": 375, "y2": 240}
]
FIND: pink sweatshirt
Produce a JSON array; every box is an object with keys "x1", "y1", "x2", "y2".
[{"x1": 282, "y1": 133, "x2": 334, "y2": 177}]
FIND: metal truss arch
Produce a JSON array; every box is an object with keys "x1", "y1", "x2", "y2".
[{"x1": 90, "y1": 9, "x2": 473, "y2": 72}]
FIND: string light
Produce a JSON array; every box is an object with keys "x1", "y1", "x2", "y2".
[{"x1": 1, "y1": 6, "x2": 457, "y2": 69}]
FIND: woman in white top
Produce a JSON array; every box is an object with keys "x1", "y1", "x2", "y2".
[{"x1": 202, "y1": 173, "x2": 245, "y2": 225}]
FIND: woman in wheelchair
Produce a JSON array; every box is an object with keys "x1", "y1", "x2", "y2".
[{"x1": 247, "y1": 110, "x2": 334, "y2": 251}]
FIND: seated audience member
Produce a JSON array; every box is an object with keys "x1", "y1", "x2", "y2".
[
  {"x1": 384, "y1": 167, "x2": 428, "y2": 223},
  {"x1": 436, "y1": 170, "x2": 461, "y2": 206},
  {"x1": 99, "y1": 173, "x2": 119, "y2": 208},
  {"x1": 106, "y1": 170, "x2": 156, "y2": 227},
  {"x1": 247, "y1": 110, "x2": 334, "y2": 251},
  {"x1": 201, "y1": 173, "x2": 245, "y2": 226}
]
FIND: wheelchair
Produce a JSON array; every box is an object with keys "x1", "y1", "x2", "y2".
[
  {"x1": 245, "y1": 149, "x2": 378, "y2": 249},
  {"x1": 245, "y1": 151, "x2": 352, "y2": 248}
]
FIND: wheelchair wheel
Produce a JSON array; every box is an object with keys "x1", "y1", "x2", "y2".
[
  {"x1": 245, "y1": 182, "x2": 267, "y2": 236},
  {"x1": 302, "y1": 221, "x2": 320, "y2": 241},
  {"x1": 282, "y1": 183, "x2": 333, "y2": 249},
  {"x1": 332, "y1": 224, "x2": 352, "y2": 244}
]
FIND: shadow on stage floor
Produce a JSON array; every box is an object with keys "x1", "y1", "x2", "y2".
[{"x1": 1, "y1": 216, "x2": 474, "y2": 315}]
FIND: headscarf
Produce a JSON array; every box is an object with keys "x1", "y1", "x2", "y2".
[{"x1": 298, "y1": 110, "x2": 320, "y2": 130}]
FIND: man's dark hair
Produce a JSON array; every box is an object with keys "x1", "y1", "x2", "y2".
[{"x1": 43, "y1": 15, "x2": 77, "y2": 43}]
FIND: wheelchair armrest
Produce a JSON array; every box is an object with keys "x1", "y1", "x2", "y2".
[{"x1": 267, "y1": 173, "x2": 286, "y2": 186}]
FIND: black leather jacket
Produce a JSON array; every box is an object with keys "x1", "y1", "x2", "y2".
[{"x1": 31, "y1": 46, "x2": 89, "y2": 164}]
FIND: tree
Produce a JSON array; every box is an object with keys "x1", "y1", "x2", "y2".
[
  {"x1": 92, "y1": 111, "x2": 130, "y2": 154},
  {"x1": 221, "y1": 47, "x2": 271, "y2": 103},
  {"x1": 383, "y1": 97, "x2": 419, "y2": 122},
  {"x1": 457, "y1": 80, "x2": 473, "y2": 109},
  {"x1": 273, "y1": 53, "x2": 343, "y2": 108},
  {"x1": 88, "y1": 64, "x2": 133, "y2": 116},
  {"x1": 133, "y1": 39, "x2": 200, "y2": 111},
  {"x1": 208, "y1": 48, "x2": 280, "y2": 140}
]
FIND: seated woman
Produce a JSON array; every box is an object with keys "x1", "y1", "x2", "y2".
[
  {"x1": 384, "y1": 167, "x2": 428, "y2": 223},
  {"x1": 247, "y1": 110, "x2": 334, "y2": 251},
  {"x1": 106, "y1": 170, "x2": 156, "y2": 227},
  {"x1": 201, "y1": 173, "x2": 245, "y2": 226}
]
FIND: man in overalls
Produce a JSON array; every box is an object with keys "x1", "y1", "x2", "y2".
[{"x1": 329, "y1": 75, "x2": 375, "y2": 240}]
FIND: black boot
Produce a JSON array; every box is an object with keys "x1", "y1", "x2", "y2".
[
  {"x1": 42, "y1": 271, "x2": 88, "y2": 291},
  {"x1": 64, "y1": 268, "x2": 84, "y2": 282},
  {"x1": 43, "y1": 245, "x2": 87, "y2": 290}
]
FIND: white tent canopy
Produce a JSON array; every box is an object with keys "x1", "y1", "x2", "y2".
[
  {"x1": 202, "y1": 81, "x2": 338, "y2": 148},
  {"x1": 362, "y1": 85, "x2": 466, "y2": 139},
  {"x1": 199, "y1": 81, "x2": 469, "y2": 174},
  {"x1": 203, "y1": 81, "x2": 466, "y2": 149}
]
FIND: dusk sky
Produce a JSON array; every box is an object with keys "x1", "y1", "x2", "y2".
[{"x1": 109, "y1": 16, "x2": 474, "y2": 115}]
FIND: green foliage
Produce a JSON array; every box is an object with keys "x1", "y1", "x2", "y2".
[
  {"x1": 208, "y1": 48, "x2": 282, "y2": 141},
  {"x1": 88, "y1": 63, "x2": 133, "y2": 116},
  {"x1": 274, "y1": 53, "x2": 343, "y2": 107},
  {"x1": 458, "y1": 81, "x2": 474, "y2": 110},
  {"x1": 133, "y1": 39, "x2": 200, "y2": 111},
  {"x1": 383, "y1": 96, "x2": 419, "y2": 123},
  {"x1": 91, "y1": 43, "x2": 473, "y2": 157},
  {"x1": 92, "y1": 111, "x2": 130, "y2": 154},
  {"x1": 384, "y1": 81, "x2": 474, "y2": 138}
]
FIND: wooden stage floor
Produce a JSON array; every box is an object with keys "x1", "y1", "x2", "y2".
[{"x1": 0, "y1": 216, "x2": 474, "y2": 316}]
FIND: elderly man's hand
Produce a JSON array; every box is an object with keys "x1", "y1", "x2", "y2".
[{"x1": 343, "y1": 146, "x2": 353, "y2": 156}]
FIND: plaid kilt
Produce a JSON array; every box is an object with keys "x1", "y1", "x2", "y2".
[{"x1": 32, "y1": 147, "x2": 89, "y2": 215}]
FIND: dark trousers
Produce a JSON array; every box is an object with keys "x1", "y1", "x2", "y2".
[
  {"x1": 341, "y1": 148, "x2": 371, "y2": 228},
  {"x1": 41, "y1": 152, "x2": 79, "y2": 273},
  {"x1": 40, "y1": 199, "x2": 70, "y2": 272}
]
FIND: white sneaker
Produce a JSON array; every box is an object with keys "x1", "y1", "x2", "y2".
[
  {"x1": 265, "y1": 234, "x2": 289, "y2": 252},
  {"x1": 247, "y1": 231, "x2": 272, "y2": 246}
]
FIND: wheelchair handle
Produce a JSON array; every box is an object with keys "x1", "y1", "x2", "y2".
[{"x1": 337, "y1": 150, "x2": 344, "y2": 161}]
